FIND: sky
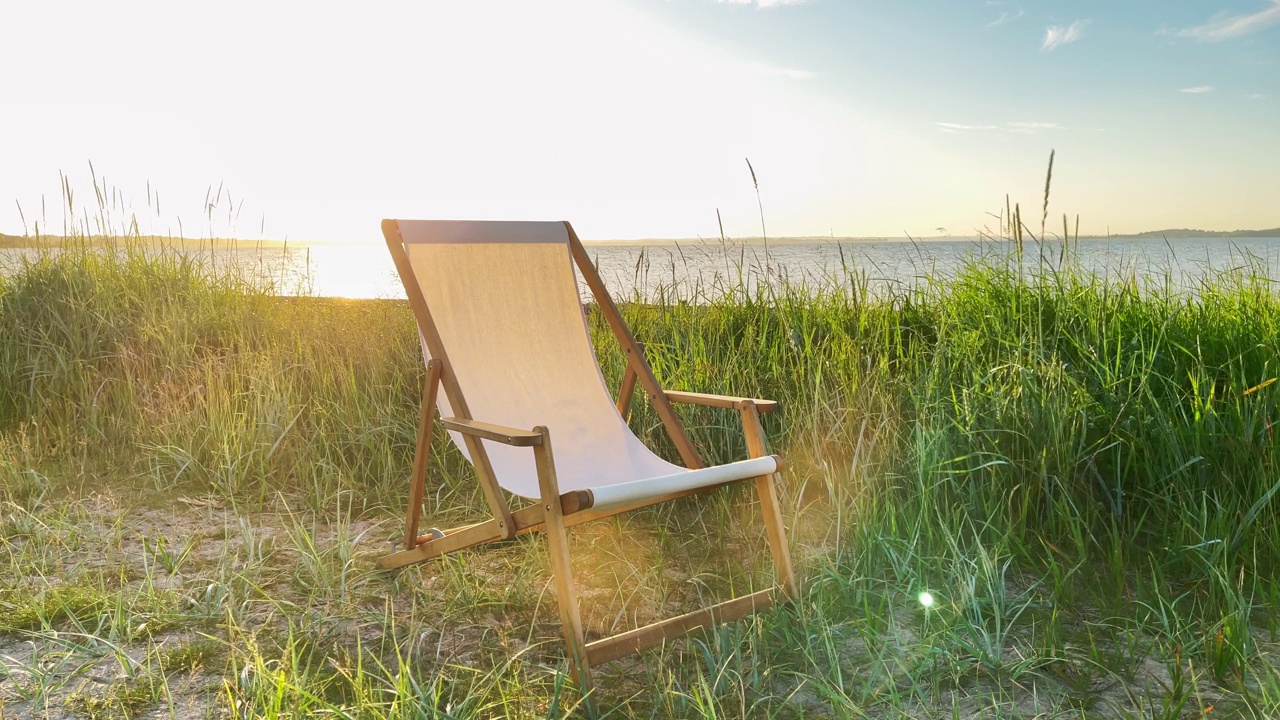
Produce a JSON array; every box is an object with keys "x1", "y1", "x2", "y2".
[{"x1": 1, "y1": 0, "x2": 1277, "y2": 242}]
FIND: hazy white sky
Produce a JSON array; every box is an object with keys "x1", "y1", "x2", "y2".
[{"x1": 1, "y1": 0, "x2": 1277, "y2": 241}]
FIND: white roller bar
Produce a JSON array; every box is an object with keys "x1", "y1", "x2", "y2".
[{"x1": 586, "y1": 455, "x2": 778, "y2": 511}]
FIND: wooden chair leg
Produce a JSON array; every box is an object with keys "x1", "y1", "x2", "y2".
[
  {"x1": 533, "y1": 426, "x2": 594, "y2": 697},
  {"x1": 379, "y1": 519, "x2": 505, "y2": 570},
  {"x1": 404, "y1": 359, "x2": 443, "y2": 550},
  {"x1": 738, "y1": 401, "x2": 798, "y2": 599}
]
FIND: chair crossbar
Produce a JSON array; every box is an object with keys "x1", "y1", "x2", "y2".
[{"x1": 585, "y1": 587, "x2": 777, "y2": 665}]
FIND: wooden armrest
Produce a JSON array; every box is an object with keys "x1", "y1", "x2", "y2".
[
  {"x1": 664, "y1": 391, "x2": 779, "y2": 414},
  {"x1": 441, "y1": 417, "x2": 542, "y2": 446}
]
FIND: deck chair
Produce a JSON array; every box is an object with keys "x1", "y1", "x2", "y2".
[{"x1": 377, "y1": 219, "x2": 797, "y2": 692}]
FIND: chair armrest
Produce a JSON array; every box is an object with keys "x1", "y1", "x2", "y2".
[
  {"x1": 441, "y1": 417, "x2": 543, "y2": 446},
  {"x1": 664, "y1": 391, "x2": 779, "y2": 414}
]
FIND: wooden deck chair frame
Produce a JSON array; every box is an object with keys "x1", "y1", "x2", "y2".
[{"x1": 377, "y1": 220, "x2": 797, "y2": 694}]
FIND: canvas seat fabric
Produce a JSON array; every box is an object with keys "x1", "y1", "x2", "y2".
[{"x1": 395, "y1": 219, "x2": 777, "y2": 509}]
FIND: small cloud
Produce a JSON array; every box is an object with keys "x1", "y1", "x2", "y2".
[
  {"x1": 935, "y1": 121, "x2": 1064, "y2": 134},
  {"x1": 1006, "y1": 121, "x2": 1065, "y2": 133},
  {"x1": 748, "y1": 62, "x2": 815, "y2": 79},
  {"x1": 1042, "y1": 20, "x2": 1090, "y2": 50},
  {"x1": 988, "y1": 8, "x2": 1024, "y2": 28},
  {"x1": 1249, "y1": 93, "x2": 1267, "y2": 99},
  {"x1": 719, "y1": 0, "x2": 809, "y2": 6},
  {"x1": 1178, "y1": 85, "x2": 1215, "y2": 93},
  {"x1": 936, "y1": 122, "x2": 1000, "y2": 132},
  {"x1": 1170, "y1": 0, "x2": 1280, "y2": 42}
]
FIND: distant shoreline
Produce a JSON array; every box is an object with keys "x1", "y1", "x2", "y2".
[{"x1": 2, "y1": 228, "x2": 1278, "y2": 249}]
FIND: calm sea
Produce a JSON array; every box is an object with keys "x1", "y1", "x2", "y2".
[{"x1": 6, "y1": 236, "x2": 1280, "y2": 300}]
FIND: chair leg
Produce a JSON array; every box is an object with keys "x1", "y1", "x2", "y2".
[
  {"x1": 404, "y1": 359, "x2": 443, "y2": 550},
  {"x1": 378, "y1": 519, "x2": 505, "y2": 569},
  {"x1": 754, "y1": 472, "x2": 798, "y2": 599},
  {"x1": 532, "y1": 427, "x2": 594, "y2": 696},
  {"x1": 738, "y1": 401, "x2": 799, "y2": 599}
]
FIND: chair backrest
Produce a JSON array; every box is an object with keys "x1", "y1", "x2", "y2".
[{"x1": 388, "y1": 219, "x2": 684, "y2": 499}]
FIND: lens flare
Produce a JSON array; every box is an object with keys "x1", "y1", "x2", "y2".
[{"x1": 918, "y1": 591, "x2": 935, "y2": 608}]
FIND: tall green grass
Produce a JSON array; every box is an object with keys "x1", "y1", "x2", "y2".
[{"x1": 4, "y1": 237, "x2": 1280, "y2": 718}]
